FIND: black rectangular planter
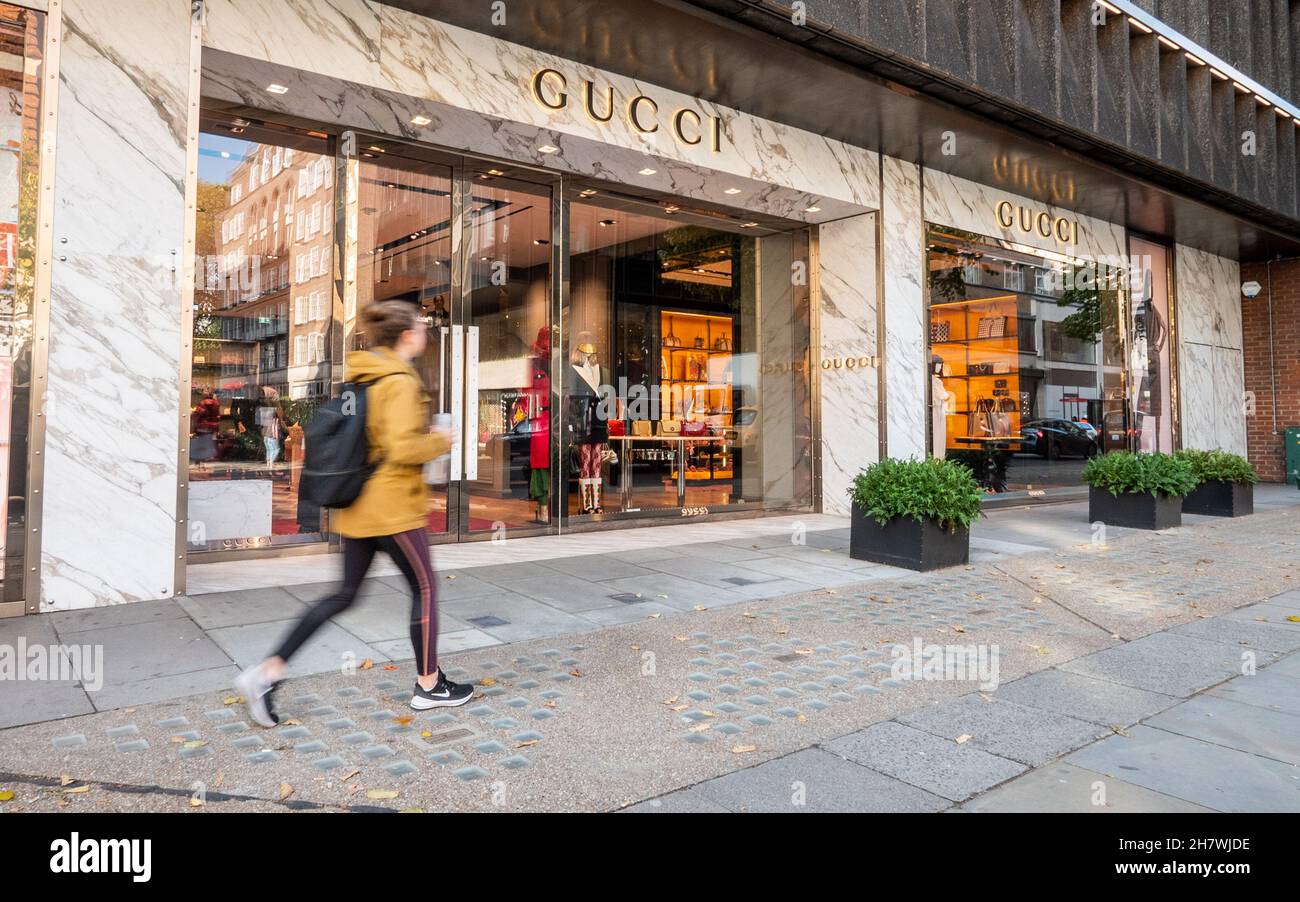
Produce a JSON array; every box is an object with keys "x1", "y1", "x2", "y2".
[
  {"x1": 1088, "y1": 486, "x2": 1183, "y2": 530},
  {"x1": 1182, "y1": 480, "x2": 1254, "y2": 517},
  {"x1": 849, "y1": 505, "x2": 970, "y2": 571}
]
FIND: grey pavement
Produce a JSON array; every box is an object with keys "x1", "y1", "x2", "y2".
[{"x1": 0, "y1": 486, "x2": 1298, "y2": 812}]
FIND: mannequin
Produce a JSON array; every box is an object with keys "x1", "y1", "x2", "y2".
[
  {"x1": 566, "y1": 331, "x2": 609, "y2": 513},
  {"x1": 930, "y1": 355, "x2": 953, "y2": 459},
  {"x1": 528, "y1": 327, "x2": 551, "y2": 523}
]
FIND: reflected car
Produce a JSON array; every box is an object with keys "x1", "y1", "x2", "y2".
[{"x1": 1019, "y1": 419, "x2": 1101, "y2": 459}]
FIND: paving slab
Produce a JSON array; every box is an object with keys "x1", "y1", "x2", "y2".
[
  {"x1": 897, "y1": 694, "x2": 1109, "y2": 766},
  {"x1": 1206, "y1": 668, "x2": 1300, "y2": 715},
  {"x1": 960, "y1": 762, "x2": 1214, "y2": 813},
  {"x1": 539, "y1": 555, "x2": 659, "y2": 582},
  {"x1": 177, "y1": 588, "x2": 309, "y2": 630},
  {"x1": 822, "y1": 721, "x2": 1026, "y2": 802},
  {"x1": 622, "y1": 788, "x2": 730, "y2": 812},
  {"x1": 1058, "y1": 632, "x2": 1243, "y2": 697},
  {"x1": 1168, "y1": 616, "x2": 1300, "y2": 654},
  {"x1": 689, "y1": 747, "x2": 949, "y2": 813},
  {"x1": 1066, "y1": 724, "x2": 1300, "y2": 813},
  {"x1": 1145, "y1": 694, "x2": 1300, "y2": 766},
  {"x1": 205, "y1": 620, "x2": 387, "y2": 674},
  {"x1": 992, "y1": 669, "x2": 1180, "y2": 727},
  {"x1": 1221, "y1": 602, "x2": 1300, "y2": 632},
  {"x1": 488, "y1": 573, "x2": 638, "y2": 613}
]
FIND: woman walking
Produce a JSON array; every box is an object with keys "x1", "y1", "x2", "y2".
[{"x1": 235, "y1": 301, "x2": 472, "y2": 726}]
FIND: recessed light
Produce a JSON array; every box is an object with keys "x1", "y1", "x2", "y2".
[
  {"x1": 369, "y1": 145, "x2": 386, "y2": 153},
  {"x1": 664, "y1": 205, "x2": 680, "y2": 214},
  {"x1": 599, "y1": 219, "x2": 616, "y2": 227},
  {"x1": 410, "y1": 115, "x2": 432, "y2": 126},
  {"x1": 639, "y1": 168, "x2": 657, "y2": 176},
  {"x1": 534, "y1": 239, "x2": 550, "y2": 245},
  {"x1": 1185, "y1": 52, "x2": 1206, "y2": 66},
  {"x1": 487, "y1": 168, "x2": 504, "y2": 176},
  {"x1": 220, "y1": 151, "x2": 231, "y2": 159},
  {"x1": 578, "y1": 188, "x2": 598, "y2": 197},
  {"x1": 741, "y1": 222, "x2": 758, "y2": 228},
  {"x1": 267, "y1": 84, "x2": 289, "y2": 95},
  {"x1": 724, "y1": 188, "x2": 742, "y2": 195},
  {"x1": 805, "y1": 205, "x2": 821, "y2": 213},
  {"x1": 538, "y1": 145, "x2": 559, "y2": 154}
]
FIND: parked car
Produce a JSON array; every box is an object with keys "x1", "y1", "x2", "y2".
[{"x1": 1019, "y1": 418, "x2": 1101, "y2": 459}]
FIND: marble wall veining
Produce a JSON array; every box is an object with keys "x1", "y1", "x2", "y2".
[
  {"x1": 922, "y1": 169, "x2": 1127, "y2": 263},
  {"x1": 818, "y1": 213, "x2": 878, "y2": 513},
  {"x1": 200, "y1": 0, "x2": 878, "y2": 222},
  {"x1": 1175, "y1": 243, "x2": 1247, "y2": 455},
  {"x1": 882, "y1": 157, "x2": 928, "y2": 461},
  {"x1": 41, "y1": 0, "x2": 193, "y2": 609}
]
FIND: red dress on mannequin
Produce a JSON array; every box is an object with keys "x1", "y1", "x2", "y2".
[{"x1": 527, "y1": 328, "x2": 550, "y2": 516}]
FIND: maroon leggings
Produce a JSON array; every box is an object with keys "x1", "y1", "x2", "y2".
[{"x1": 274, "y1": 528, "x2": 438, "y2": 676}]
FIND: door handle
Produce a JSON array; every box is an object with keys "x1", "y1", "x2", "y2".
[
  {"x1": 464, "y1": 325, "x2": 480, "y2": 481},
  {"x1": 448, "y1": 324, "x2": 463, "y2": 482}
]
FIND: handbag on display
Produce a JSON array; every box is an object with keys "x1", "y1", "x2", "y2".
[
  {"x1": 714, "y1": 336, "x2": 732, "y2": 351},
  {"x1": 681, "y1": 421, "x2": 707, "y2": 436},
  {"x1": 607, "y1": 419, "x2": 627, "y2": 437},
  {"x1": 660, "y1": 418, "x2": 682, "y2": 435},
  {"x1": 930, "y1": 320, "x2": 951, "y2": 343},
  {"x1": 631, "y1": 419, "x2": 653, "y2": 437}
]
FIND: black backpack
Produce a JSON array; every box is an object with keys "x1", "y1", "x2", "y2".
[{"x1": 300, "y1": 375, "x2": 395, "y2": 509}]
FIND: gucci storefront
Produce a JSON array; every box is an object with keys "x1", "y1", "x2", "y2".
[{"x1": 12, "y1": 0, "x2": 1256, "y2": 612}]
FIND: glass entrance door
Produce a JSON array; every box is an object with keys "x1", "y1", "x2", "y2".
[{"x1": 355, "y1": 142, "x2": 555, "y2": 542}]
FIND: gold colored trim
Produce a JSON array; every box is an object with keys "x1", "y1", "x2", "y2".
[
  {"x1": 808, "y1": 225, "x2": 824, "y2": 512},
  {"x1": 22, "y1": 0, "x2": 60, "y2": 614},
  {"x1": 175, "y1": 0, "x2": 204, "y2": 597}
]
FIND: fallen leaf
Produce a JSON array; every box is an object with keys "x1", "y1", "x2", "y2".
[
  {"x1": 648, "y1": 613, "x2": 661, "y2": 619},
  {"x1": 420, "y1": 731, "x2": 433, "y2": 739},
  {"x1": 688, "y1": 723, "x2": 711, "y2": 733},
  {"x1": 63, "y1": 785, "x2": 91, "y2": 794},
  {"x1": 1287, "y1": 615, "x2": 1300, "y2": 623},
  {"x1": 360, "y1": 659, "x2": 374, "y2": 670},
  {"x1": 670, "y1": 704, "x2": 689, "y2": 712},
  {"x1": 674, "y1": 635, "x2": 689, "y2": 641},
  {"x1": 279, "y1": 783, "x2": 294, "y2": 801},
  {"x1": 795, "y1": 648, "x2": 813, "y2": 655},
  {"x1": 570, "y1": 669, "x2": 583, "y2": 678},
  {"x1": 731, "y1": 744, "x2": 757, "y2": 754},
  {"x1": 698, "y1": 710, "x2": 716, "y2": 718},
  {"x1": 382, "y1": 665, "x2": 398, "y2": 671},
  {"x1": 189, "y1": 797, "x2": 204, "y2": 807},
  {"x1": 341, "y1": 769, "x2": 362, "y2": 783},
  {"x1": 223, "y1": 695, "x2": 242, "y2": 705},
  {"x1": 446, "y1": 574, "x2": 457, "y2": 580},
  {"x1": 393, "y1": 715, "x2": 413, "y2": 726},
  {"x1": 1110, "y1": 725, "x2": 1130, "y2": 737},
  {"x1": 283, "y1": 719, "x2": 301, "y2": 726},
  {"x1": 955, "y1": 734, "x2": 972, "y2": 745},
  {"x1": 0, "y1": 790, "x2": 14, "y2": 802},
  {"x1": 399, "y1": 807, "x2": 424, "y2": 814},
  {"x1": 796, "y1": 714, "x2": 808, "y2": 723},
  {"x1": 952, "y1": 625, "x2": 966, "y2": 634},
  {"x1": 516, "y1": 739, "x2": 539, "y2": 748},
  {"x1": 182, "y1": 740, "x2": 207, "y2": 750},
  {"x1": 60, "y1": 775, "x2": 74, "y2": 786},
  {"x1": 662, "y1": 695, "x2": 679, "y2": 706},
  {"x1": 479, "y1": 677, "x2": 497, "y2": 687},
  {"x1": 692, "y1": 605, "x2": 707, "y2": 612},
  {"x1": 544, "y1": 700, "x2": 558, "y2": 709},
  {"x1": 366, "y1": 789, "x2": 399, "y2": 800},
  {"x1": 630, "y1": 645, "x2": 640, "y2": 651}
]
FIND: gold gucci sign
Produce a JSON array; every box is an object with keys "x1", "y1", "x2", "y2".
[
  {"x1": 821, "y1": 355, "x2": 878, "y2": 371},
  {"x1": 995, "y1": 200, "x2": 1078, "y2": 245},
  {"x1": 531, "y1": 68, "x2": 723, "y2": 153}
]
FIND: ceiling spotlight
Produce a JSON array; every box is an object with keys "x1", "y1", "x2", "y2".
[
  {"x1": 410, "y1": 115, "x2": 432, "y2": 126},
  {"x1": 578, "y1": 188, "x2": 598, "y2": 197},
  {"x1": 724, "y1": 188, "x2": 742, "y2": 195},
  {"x1": 805, "y1": 205, "x2": 821, "y2": 213},
  {"x1": 664, "y1": 205, "x2": 680, "y2": 214},
  {"x1": 741, "y1": 222, "x2": 758, "y2": 228},
  {"x1": 599, "y1": 219, "x2": 616, "y2": 227},
  {"x1": 266, "y1": 84, "x2": 289, "y2": 95},
  {"x1": 487, "y1": 168, "x2": 505, "y2": 176},
  {"x1": 220, "y1": 151, "x2": 231, "y2": 159},
  {"x1": 369, "y1": 145, "x2": 386, "y2": 153},
  {"x1": 538, "y1": 145, "x2": 559, "y2": 154},
  {"x1": 639, "y1": 167, "x2": 657, "y2": 176},
  {"x1": 534, "y1": 239, "x2": 550, "y2": 245}
]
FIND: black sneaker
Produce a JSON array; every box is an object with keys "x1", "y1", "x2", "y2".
[
  {"x1": 410, "y1": 672, "x2": 474, "y2": 710},
  {"x1": 233, "y1": 666, "x2": 281, "y2": 728}
]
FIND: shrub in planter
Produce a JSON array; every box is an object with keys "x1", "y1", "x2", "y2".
[
  {"x1": 1081, "y1": 451, "x2": 1197, "y2": 530},
  {"x1": 848, "y1": 458, "x2": 983, "y2": 571},
  {"x1": 1176, "y1": 449, "x2": 1258, "y2": 517}
]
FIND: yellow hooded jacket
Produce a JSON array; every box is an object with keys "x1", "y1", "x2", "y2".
[{"x1": 332, "y1": 348, "x2": 450, "y2": 538}]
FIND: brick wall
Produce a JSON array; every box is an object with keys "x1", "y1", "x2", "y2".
[{"x1": 1239, "y1": 260, "x2": 1300, "y2": 482}]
